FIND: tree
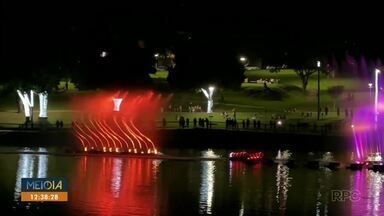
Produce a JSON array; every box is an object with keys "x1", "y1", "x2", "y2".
[
  {"x1": 71, "y1": 40, "x2": 156, "y2": 90},
  {"x1": 291, "y1": 58, "x2": 326, "y2": 92},
  {"x1": 168, "y1": 40, "x2": 245, "y2": 89},
  {"x1": 294, "y1": 68, "x2": 317, "y2": 91}
]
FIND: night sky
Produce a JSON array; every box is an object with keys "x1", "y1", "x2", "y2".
[{"x1": 2, "y1": 1, "x2": 384, "y2": 67}]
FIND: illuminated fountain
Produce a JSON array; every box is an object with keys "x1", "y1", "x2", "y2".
[
  {"x1": 351, "y1": 68, "x2": 384, "y2": 171},
  {"x1": 307, "y1": 152, "x2": 340, "y2": 170},
  {"x1": 274, "y1": 150, "x2": 294, "y2": 166},
  {"x1": 72, "y1": 91, "x2": 161, "y2": 155}
]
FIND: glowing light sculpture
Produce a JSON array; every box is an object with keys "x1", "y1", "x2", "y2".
[
  {"x1": 113, "y1": 98, "x2": 123, "y2": 112},
  {"x1": 201, "y1": 86, "x2": 215, "y2": 113},
  {"x1": 17, "y1": 90, "x2": 34, "y2": 118},
  {"x1": 38, "y1": 91, "x2": 48, "y2": 118}
]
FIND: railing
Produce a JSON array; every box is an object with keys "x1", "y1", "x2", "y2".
[
  {"x1": 155, "y1": 120, "x2": 349, "y2": 136},
  {"x1": 0, "y1": 120, "x2": 349, "y2": 136}
]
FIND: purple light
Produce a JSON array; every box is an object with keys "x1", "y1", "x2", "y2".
[{"x1": 352, "y1": 103, "x2": 384, "y2": 162}]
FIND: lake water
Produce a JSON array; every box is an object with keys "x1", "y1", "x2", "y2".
[{"x1": 0, "y1": 147, "x2": 384, "y2": 215}]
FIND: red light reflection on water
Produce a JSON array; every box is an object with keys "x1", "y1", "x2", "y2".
[{"x1": 70, "y1": 156, "x2": 158, "y2": 216}]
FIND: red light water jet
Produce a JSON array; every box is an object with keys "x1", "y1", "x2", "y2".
[{"x1": 72, "y1": 91, "x2": 162, "y2": 154}]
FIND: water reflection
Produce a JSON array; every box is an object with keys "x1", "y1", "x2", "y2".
[
  {"x1": 366, "y1": 171, "x2": 384, "y2": 216},
  {"x1": 111, "y1": 158, "x2": 123, "y2": 198},
  {"x1": 6, "y1": 148, "x2": 384, "y2": 215},
  {"x1": 14, "y1": 148, "x2": 48, "y2": 200},
  {"x1": 70, "y1": 157, "x2": 158, "y2": 216},
  {"x1": 199, "y1": 150, "x2": 217, "y2": 215},
  {"x1": 229, "y1": 161, "x2": 247, "y2": 216},
  {"x1": 275, "y1": 164, "x2": 292, "y2": 214},
  {"x1": 315, "y1": 169, "x2": 332, "y2": 216}
]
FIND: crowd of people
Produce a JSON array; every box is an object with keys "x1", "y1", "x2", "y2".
[
  {"x1": 159, "y1": 103, "x2": 357, "y2": 135},
  {"x1": 166, "y1": 104, "x2": 203, "y2": 113},
  {"x1": 55, "y1": 120, "x2": 64, "y2": 128},
  {"x1": 162, "y1": 116, "x2": 213, "y2": 129},
  {"x1": 300, "y1": 106, "x2": 354, "y2": 119}
]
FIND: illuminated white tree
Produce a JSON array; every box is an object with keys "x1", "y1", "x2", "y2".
[
  {"x1": 113, "y1": 98, "x2": 123, "y2": 111},
  {"x1": 38, "y1": 91, "x2": 48, "y2": 118},
  {"x1": 17, "y1": 90, "x2": 34, "y2": 118},
  {"x1": 201, "y1": 86, "x2": 215, "y2": 113},
  {"x1": 17, "y1": 90, "x2": 49, "y2": 119}
]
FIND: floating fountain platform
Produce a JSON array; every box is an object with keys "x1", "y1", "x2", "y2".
[
  {"x1": 80, "y1": 147, "x2": 157, "y2": 155},
  {"x1": 274, "y1": 159, "x2": 296, "y2": 167},
  {"x1": 306, "y1": 160, "x2": 340, "y2": 170},
  {"x1": 369, "y1": 164, "x2": 384, "y2": 172},
  {"x1": 366, "y1": 161, "x2": 384, "y2": 172},
  {"x1": 274, "y1": 150, "x2": 295, "y2": 167},
  {"x1": 229, "y1": 151, "x2": 264, "y2": 164},
  {"x1": 347, "y1": 162, "x2": 364, "y2": 170}
]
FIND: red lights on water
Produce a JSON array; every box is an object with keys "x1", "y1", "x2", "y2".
[
  {"x1": 70, "y1": 157, "x2": 157, "y2": 215},
  {"x1": 246, "y1": 152, "x2": 264, "y2": 161},
  {"x1": 72, "y1": 91, "x2": 161, "y2": 154},
  {"x1": 229, "y1": 151, "x2": 264, "y2": 162}
]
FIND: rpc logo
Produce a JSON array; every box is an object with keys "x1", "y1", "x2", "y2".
[{"x1": 331, "y1": 190, "x2": 360, "y2": 202}]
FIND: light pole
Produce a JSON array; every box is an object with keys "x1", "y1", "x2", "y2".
[
  {"x1": 154, "y1": 53, "x2": 160, "y2": 69},
  {"x1": 100, "y1": 50, "x2": 108, "y2": 58},
  {"x1": 317, "y1": 61, "x2": 321, "y2": 120},
  {"x1": 369, "y1": 82, "x2": 373, "y2": 107},
  {"x1": 375, "y1": 69, "x2": 380, "y2": 123},
  {"x1": 239, "y1": 56, "x2": 248, "y2": 67}
]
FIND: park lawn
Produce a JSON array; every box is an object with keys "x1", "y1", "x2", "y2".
[
  {"x1": 160, "y1": 110, "x2": 345, "y2": 130},
  {"x1": 0, "y1": 110, "x2": 73, "y2": 127},
  {"x1": 244, "y1": 69, "x2": 366, "y2": 91},
  {"x1": 150, "y1": 69, "x2": 367, "y2": 112},
  {"x1": 149, "y1": 70, "x2": 168, "y2": 79},
  {"x1": 0, "y1": 69, "x2": 367, "y2": 127}
]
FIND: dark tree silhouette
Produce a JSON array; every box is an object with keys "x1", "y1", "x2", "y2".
[
  {"x1": 168, "y1": 40, "x2": 245, "y2": 89},
  {"x1": 294, "y1": 68, "x2": 317, "y2": 91}
]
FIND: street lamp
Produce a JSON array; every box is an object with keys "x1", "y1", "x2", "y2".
[
  {"x1": 100, "y1": 51, "x2": 108, "y2": 58},
  {"x1": 239, "y1": 56, "x2": 248, "y2": 66},
  {"x1": 317, "y1": 60, "x2": 321, "y2": 120},
  {"x1": 375, "y1": 69, "x2": 380, "y2": 122},
  {"x1": 369, "y1": 82, "x2": 373, "y2": 107}
]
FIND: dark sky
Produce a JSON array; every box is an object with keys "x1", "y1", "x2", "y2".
[{"x1": 2, "y1": 0, "x2": 384, "y2": 66}]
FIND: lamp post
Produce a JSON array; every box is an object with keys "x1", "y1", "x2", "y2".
[
  {"x1": 100, "y1": 50, "x2": 108, "y2": 58},
  {"x1": 239, "y1": 56, "x2": 248, "y2": 67},
  {"x1": 369, "y1": 82, "x2": 373, "y2": 107},
  {"x1": 317, "y1": 61, "x2": 321, "y2": 121},
  {"x1": 375, "y1": 69, "x2": 380, "y2": 123}
]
